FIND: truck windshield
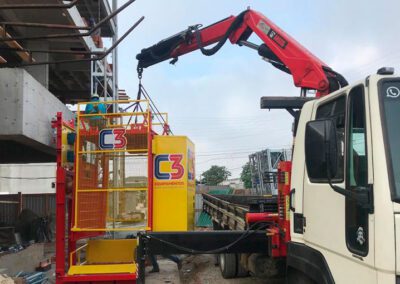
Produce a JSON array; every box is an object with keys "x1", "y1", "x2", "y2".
[{"x1": 380, "y1": 80, "x2": 400, "y2": 201}]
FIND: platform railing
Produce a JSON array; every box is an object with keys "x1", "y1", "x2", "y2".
[
  {"x1": 70, "y1": 243, "x2": 88, "y2": 267},
  {"x1": 72, "y1": 100, "x2": 155, "y2": 232}
]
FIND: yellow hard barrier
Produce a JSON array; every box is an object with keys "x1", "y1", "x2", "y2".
[{"x1": 68, "y1": 239, "x2": 137, "y2": 275}]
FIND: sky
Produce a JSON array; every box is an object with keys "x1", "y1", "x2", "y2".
[{"x1": 111, "y1": 0, "x2": 400, "y2": 179}]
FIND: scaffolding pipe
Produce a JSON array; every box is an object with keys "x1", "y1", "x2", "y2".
[
  {"x1": 112, "y1": 0, "x2": 119, "y2": 113},
  {"x1": 0, "y1": 22, "x2": 90, "y2": 30},
  {"x1": 0, "y1": 0, "x2": 79, "y2": 10},
  {"x1": 0, "y1": 0, "x2": 137, "y2": 42},
  {"x1": 0, "y1": 47, "x2": 104, "y2": 55},
  {"x1": 0, "y1": 16, "x2": 144, "y2": 68},
  {"x1": 112, "y1": 0, "x2": 119, "y2": 237}
]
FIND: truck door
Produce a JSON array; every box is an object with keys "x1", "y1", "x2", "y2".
[{"x1": 303, "y1": 85, "x2": 375, "y2": 283}]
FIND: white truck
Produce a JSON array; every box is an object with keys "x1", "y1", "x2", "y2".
[{"x1": 287, "y1": 68, "x2": 399, "y2": 283}]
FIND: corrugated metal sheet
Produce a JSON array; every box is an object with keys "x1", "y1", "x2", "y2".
[
  {"x1": 48, "y1": 195, "x2": 56, "y2": 215},
  {"x1": 196, "y1": 211, "x2": 212, "y2": 227},
  {"x1": 0, "y1": 193, "x2": 55, "y2": 226},
  {"x1": 23, "y1": 194, "x2": 55, "y2": 216},
  {"x1": 0, "y1": 202, "x2": 19, "y2": 226},
  {"x1": 0, "y1": 194, "x2": 20, "y2": 226},
  {"x1": 208, "y1": 188, "x2": 233, "y2": 195}
]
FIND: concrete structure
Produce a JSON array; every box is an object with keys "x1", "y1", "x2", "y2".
[
  {"x1": 0, "y1": 163, "x2": 56, "y2": 194},
  {"x1": 0, "y1": 0, "x2": 117, "y2": 163},
  {"x1": 0, "y1": 69, "x2": 73, "y2": 163}
]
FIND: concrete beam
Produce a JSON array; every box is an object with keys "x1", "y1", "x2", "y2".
[{"x1": 0, "y1": 68, "x2": 74, "y2": 163}]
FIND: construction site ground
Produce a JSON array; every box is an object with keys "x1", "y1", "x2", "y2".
[
  {"x1": 0, "y1": 228, "x2": 283, "y2": 284},
  {"x1": 0, "y1": 242, "x2": 283, "y2": 283},
  {"x1": 147, "y1": 254, "x2": 284, "y2": 284}
]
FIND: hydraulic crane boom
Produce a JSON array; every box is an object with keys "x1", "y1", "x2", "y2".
[{"x1": 136, "y1": 9, "x2": 348, "y2": 97}]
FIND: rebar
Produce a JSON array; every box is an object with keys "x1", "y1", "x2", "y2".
[
  {"x1": 0, "y1": 0, "x2": 78, "y2": 10},
  {"x1": 0, "y1": 16, "x2": 145, "y2": 68},
  {"x1": 0, "y1": 0, "x2": 136, "y2": 42}
]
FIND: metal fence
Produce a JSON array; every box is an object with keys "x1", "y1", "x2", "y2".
[{"x1": 0, "y1": 193, "x2": 55, "y2": 226}]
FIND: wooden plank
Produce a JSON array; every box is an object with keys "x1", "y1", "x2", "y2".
[{"x1": 0, "y1": 26, "x2": 34, "y2": 63}]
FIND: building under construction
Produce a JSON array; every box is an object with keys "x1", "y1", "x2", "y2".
[{"x1": 0, "y1": 0, "x2": 128, "y2": 164}]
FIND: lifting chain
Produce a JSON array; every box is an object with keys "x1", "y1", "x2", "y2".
[{"x1": 137, "y1": 65, "x2": 143, "y2": 80}]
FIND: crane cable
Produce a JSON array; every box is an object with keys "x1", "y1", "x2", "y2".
[{"x1": 125, "y1": 71, "x2": 172, "y2": 134}]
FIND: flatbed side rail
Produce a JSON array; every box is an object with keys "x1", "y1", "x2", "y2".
[
  {"x1": 202, "y1": 193, "x2": 248, "y2": 230},
  {"x1": 202, "y1": 193, "x2": 278, "y2": 230}
]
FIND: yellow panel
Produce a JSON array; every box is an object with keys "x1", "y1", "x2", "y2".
[
  {"x1": 86, "y1": 239, "x2": 137, "y2": 264},
  {"x1": 61, "y1": 124, "x2": 74, "y2": 168},
  {"x1": 153, "y1": 188, "x2": 188, "y2": 230},
  {"x1": 68, "y1": 264, "x2": 136, "y2": 275},
  {"x1": 152, "y1": 136, "x2": 195, "y2": 231}
]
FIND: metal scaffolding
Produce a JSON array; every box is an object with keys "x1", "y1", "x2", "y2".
[{"x1": 249, "y1": 149, "x2": 292, "y2": 195}]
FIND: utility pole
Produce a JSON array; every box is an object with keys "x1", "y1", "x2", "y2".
[
  {"x1": 112, "y1": 0, "x2": 119, "y2": 236},
  {"x1": 112, "y1": 0, "x2": 118, "y2": 112}
]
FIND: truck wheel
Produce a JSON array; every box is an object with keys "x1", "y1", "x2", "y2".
[
  {"x1": 236, "y1": 254, "x2": 249, "y2": 277},
  {"x1": 219, "y1": 253, "x2": 237, "y2": 279},
  {"x1": 286, "y1": 268, "x2": 315, "y2": 284}
]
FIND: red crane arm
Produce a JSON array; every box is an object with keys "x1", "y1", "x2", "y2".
[{"x1": 136, "y1": 9, "x2": 347, "y2": 97}]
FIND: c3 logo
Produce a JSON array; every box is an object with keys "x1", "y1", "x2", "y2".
[
  {"x1": 155, "y1": 154, "x2": 184, "y2": 180},
  {"x1": 99, "y1": 128, "x2": 127, "y2": 150}
]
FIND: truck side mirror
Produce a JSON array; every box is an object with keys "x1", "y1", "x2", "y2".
[
  {"x1": 305, "y1": 119, "x2": 374, "y2": 213},
  {"x1": 305, "y1": 119, "x2": 338, "y2": 181}
]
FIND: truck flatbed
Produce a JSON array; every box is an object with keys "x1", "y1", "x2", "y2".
[{"x1": 202, "y1": 193, "x2": 278, "y2": 230}]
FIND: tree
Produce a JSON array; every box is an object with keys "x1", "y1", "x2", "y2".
[
  {"x1": 201, "y1": 165, "x2": 231, "y2": 186},
  {"x1": 240, "y1": 162, "x2": 252, "y2": 189}
]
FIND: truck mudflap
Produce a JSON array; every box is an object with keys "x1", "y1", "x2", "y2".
[{"x1": 287, "y1": 242, "x2": 335, "y2": 284}]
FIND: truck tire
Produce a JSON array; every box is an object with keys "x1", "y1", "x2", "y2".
[
  {"x1": 286, "y1": 268, "x2": 315, "y2": 284},
  {"x1": 236, "y1": 254, "x2": 249, "y2": 277},
  {"x1": 219, "y1": 253, "x2": 237, "y2": 279}
]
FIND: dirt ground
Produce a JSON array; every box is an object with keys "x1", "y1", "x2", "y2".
[
  {"x1": 1, "y1": 242, "x2": 282, "y2": 283},
  {"x1": 146, "y1": 254, "x2": 283, "y2": 284}
]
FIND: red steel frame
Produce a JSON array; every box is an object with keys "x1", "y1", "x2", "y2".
[
  {"x1": 53, "y1": 107, "x2": 170, "y2": 283},
  {"x1": 275, "y1": 161, "x2": 292, "y2": 257},
  {"x1": 54, "y1": 112, "x2": 66, "y2": 281},
  {"x1": 245, "y1": 161, "x2": 292, "y2": 257},
  {"x1": 53, "y1": 112, "x2": 139, "y2": 283}
]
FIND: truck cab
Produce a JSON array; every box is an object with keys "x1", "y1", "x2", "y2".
[{"x1": 290, "y1": 70, "x2": 400, "y2": 283}]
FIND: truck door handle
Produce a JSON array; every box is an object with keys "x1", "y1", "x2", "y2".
[{"x1": 289, "y1": 188, "x2": 295, "y2": 212}]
